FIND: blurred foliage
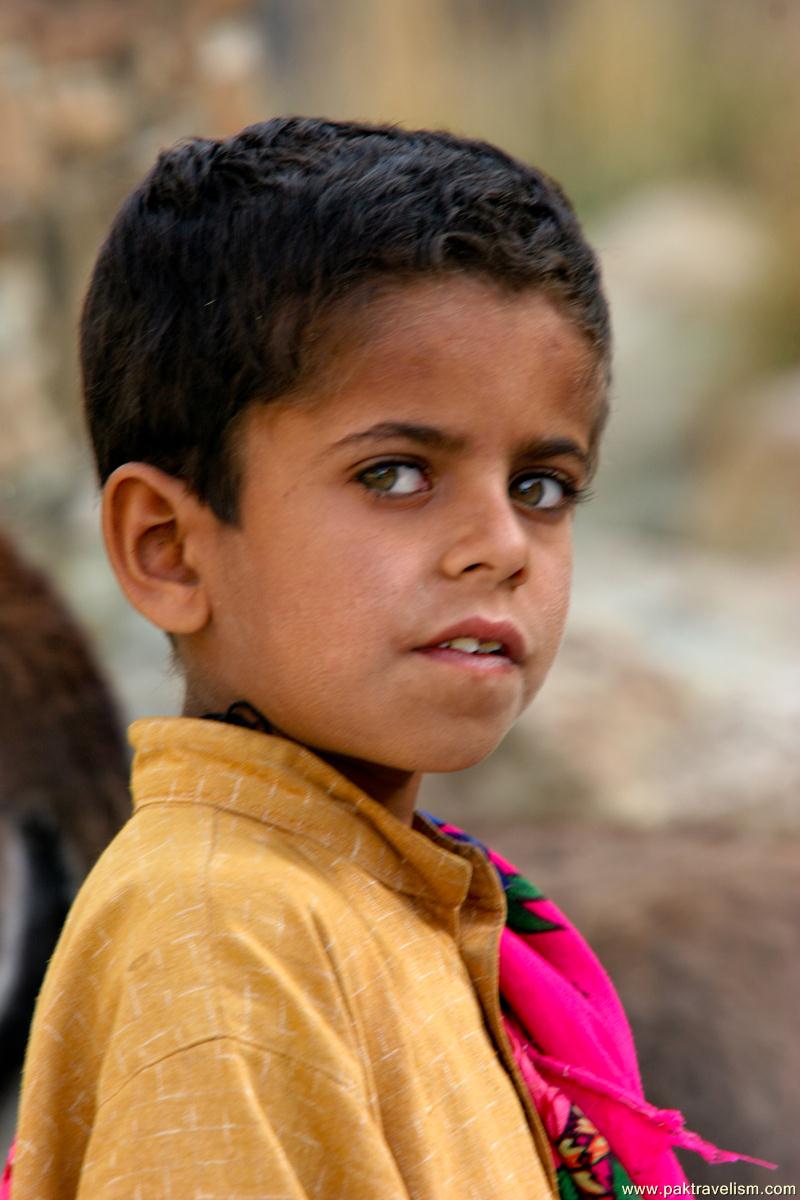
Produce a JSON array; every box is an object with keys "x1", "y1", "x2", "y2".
[{"x1": 2, "y1": 0, "x2": 798, "y2": 372}]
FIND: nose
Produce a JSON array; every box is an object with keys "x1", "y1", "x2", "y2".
[{"x1": 437, "y1": 480, "x2": 530, "y2": 587}]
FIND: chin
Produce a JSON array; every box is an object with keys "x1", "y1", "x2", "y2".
[{"x1": 408, "y1": 730, "x2": 506, "y2": 775}]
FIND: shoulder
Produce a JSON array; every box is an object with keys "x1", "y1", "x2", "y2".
[
  {"x1": 71, "y1": 796, "x2": 359, "y2": 949},
  {"x1": 40, "y1": 799, "x2": 364, "y2": 1033},
  {"x1": 33, "y1": 802, "x2": 366, "y2": 1088}
]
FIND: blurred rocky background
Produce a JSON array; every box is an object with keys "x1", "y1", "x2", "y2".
[{"x1": 0, "y1": 0, "x2": 797, "y2": 1182}]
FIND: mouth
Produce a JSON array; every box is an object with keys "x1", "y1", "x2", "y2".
[{"x1": 414, "y1": 618, "x2": 527, "y2": 668}]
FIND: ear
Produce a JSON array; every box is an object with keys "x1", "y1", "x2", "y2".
[{"x1": 101, "y1": 464, "x2": 213, "y2": 635}]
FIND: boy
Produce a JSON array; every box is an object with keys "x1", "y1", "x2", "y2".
[{"x1": 11, "y1": 118, "x2": 753, "y2": 1199}]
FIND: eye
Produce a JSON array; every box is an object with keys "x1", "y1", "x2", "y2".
[
  {"x1": 356, "y1": 460, "x2": 429, "y2": 498},
  {"x1": 510, "y1": 471, "x2": 576, "y2": 510}
]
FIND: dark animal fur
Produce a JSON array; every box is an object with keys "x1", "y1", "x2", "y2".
[{"x1": 0, "y1": 531, "x2": 129, "y2": 1084}]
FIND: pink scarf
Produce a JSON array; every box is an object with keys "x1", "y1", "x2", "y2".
[{"x1": 430, "y1": 818, "x2": 775, "y2": 1195}]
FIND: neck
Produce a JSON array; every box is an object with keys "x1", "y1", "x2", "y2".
[
  {"x1": 191, "y1": 698, "x2": 422, "y2": 825},
  {"x1": 310, "y1": 748, "x2": 422, "y2": 826}
]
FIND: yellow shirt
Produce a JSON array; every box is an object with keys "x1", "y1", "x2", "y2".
[{"x1": 14, "y1": 717, "x2": 556, "y2": 1199}]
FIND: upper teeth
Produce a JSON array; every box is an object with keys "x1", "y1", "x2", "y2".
[{"x1": 437, "y1": 637, "x2": 504, "y2": 655}]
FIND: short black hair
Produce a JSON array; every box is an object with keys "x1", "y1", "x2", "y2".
[{"x1": 81, "y1": 116, "x2": 610, "y2": 521}]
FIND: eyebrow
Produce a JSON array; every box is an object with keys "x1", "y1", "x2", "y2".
[{"x1": 328, "y1": 421, "x2": 590, "y2": 465}]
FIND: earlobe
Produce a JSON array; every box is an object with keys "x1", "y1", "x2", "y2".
[{"x1": 102, "y1": 464, "x2": 212, "y2": 635}]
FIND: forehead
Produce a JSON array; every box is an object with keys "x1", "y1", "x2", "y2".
[
  {"x1": 306, "y1": 276, "x2": 603, "y2": 427},
  {"x1": 245, "y1": 275, "x2": 606, "y2": 470}
]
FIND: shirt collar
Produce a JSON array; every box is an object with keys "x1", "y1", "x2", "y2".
[{"x1": 129, "y1": 716, "x2": 501, "y2": 913}]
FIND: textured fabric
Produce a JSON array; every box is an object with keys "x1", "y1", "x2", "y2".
[
  {"x1": 429, "y1": 822, "x2": 774, "y2": 1198},
  {"x1": 12, "y1": 717, "x2": 556, "y2": 1199}
]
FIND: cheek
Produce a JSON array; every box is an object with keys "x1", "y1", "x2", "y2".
[
  {"x1": 546, "y1": 556, "x2": 573, "y2": 624},
  {"x1": 530, "y1": 543, "x2": 574, "y2": 651},
  {"x1": 518, "y1": 562, "x2": 572, "y2": 711},
  {"x1": 248, "y1": 523, "x2": 410, "y2": 653}
]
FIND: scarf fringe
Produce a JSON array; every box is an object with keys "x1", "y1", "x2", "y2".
[{"x1": 532, "y1": 1052, "x2": 777, "y2": 1171}]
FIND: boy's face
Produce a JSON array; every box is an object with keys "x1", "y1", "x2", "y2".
[{"x1": 194, "y1": 277, "x2": 601, "y2": 778}]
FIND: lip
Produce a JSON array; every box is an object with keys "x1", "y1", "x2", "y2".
[{"x1": 414, "y1": 616, "x2": 528, "y2": 666}]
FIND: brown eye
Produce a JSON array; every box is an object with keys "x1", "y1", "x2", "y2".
[
  {"x1": 511, "y1": 473, "x2": 570, "y2": 509},
  {"x1": 358, "y1": 461, "x2": 427, "y2": 496}
]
